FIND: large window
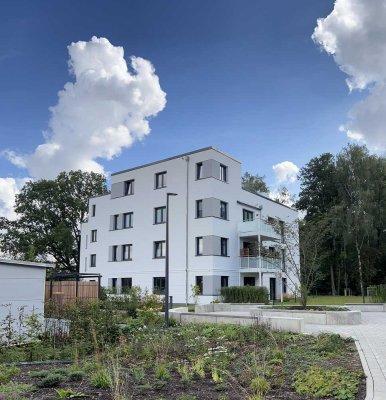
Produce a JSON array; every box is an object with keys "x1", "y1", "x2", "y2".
[
  {"x1": 220, "y1": 238, "x2": 228, "y2": 256},
  {"x1": 91, "y1": 229, "x2": 97, "y2": 242},
  {"x1": 195, "y1": 276, "x2": 203, "y2": 294},
  {"x1": 122, "y1": 278, "x2": 132, "y2": 293},
  {"x1": 123, "y1": 212, "x2": 133, "y2": 229},
  {"x1": 112, "y1": 245, "x2": 118, "y2": 262},
  {"x1": 122, "y1": 244, "x2": 132, "y2": 261},
  {"x1": 154, "y1": 241, "x2": 166, "y2": 258},
  {"x1": 91, "y1": 204, "x2": 96, "y2": 217},
  {"x1": 124, "y1": 180, "x2": 134, "y2": 196},
  {"x1": 220, "y1": 201, "x2": 228, "y2": 219},
  {"x1": 90, "y1": 254, "x2": 96, "y2": 267},
  {"x1": 196, "y1": 237, "x2": 203, "y2": 256},
  {"x1": 220, "y1": 164, "x2": 228, "y2": 182},
  {"x1": 154, "y1": 206, "x2": 166, "y2": 224},
  {"x1": 153, "y1": 277, "x2": 166, "y2": 294},
  {"x1": 155, "y1": 172, "x2": 167, "y2": 189},
  {"x1": 221, "y1": 276, "x2": 229, "y2": 288},
  {"x1": 196, "y1": 200, "x2": 203, "y2": 218},
  {"x1": 196, "y1": 162, "x2": 203, "y2": 180},
  {"x1": 243, "y1": 209, "x2": 254, "y2": 221}
]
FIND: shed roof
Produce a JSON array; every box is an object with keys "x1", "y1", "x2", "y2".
[{"x1": 0, "y1": 259, "x2": 53, "y2": 269}]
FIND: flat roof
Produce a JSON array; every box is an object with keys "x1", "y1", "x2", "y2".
[
  {"x1": 0, "y1": 259, "x2": 53, "y2": 269},
  {"x1": 242, "y1": 188, "x2": 298, "y2": 212},
  {"x1": 111, "y1": 146, "x2": 241, "y2": 176}
]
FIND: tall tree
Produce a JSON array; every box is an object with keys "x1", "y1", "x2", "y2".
[
  {"x1": 242, "y1": 172, "x2": 269, "y2": 194},
  {"x1": 0, "y1": 171, "x2": 108, "y2": 272}
]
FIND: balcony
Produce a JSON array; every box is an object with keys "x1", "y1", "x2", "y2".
[
  {"x1": 237, "y1": 220, "x2": 281, "y2": 240},
  {"x1": 239, "y1": 256, "x2": 281, "y2": 272}
]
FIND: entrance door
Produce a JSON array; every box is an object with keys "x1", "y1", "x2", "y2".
[
  {"x1": 244, "y1": 276, "x2": 255, "y2": 286},
  {"x1": 269, "y1": 278, "x2": 276, "y2": 301}
]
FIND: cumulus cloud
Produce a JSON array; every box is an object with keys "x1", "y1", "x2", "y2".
[
  {"x1": 272, "y1": 161, "x2": 299, "y2": 184},
  {"x1": 0, "y1": 178, "x2": 30, "y2": 220},
  {"x1": 13, "y1": 36, "x2": 166, "y2": 179},
  {"x1": 312, "y1": 0, "x2": 386, "y2": 150}
]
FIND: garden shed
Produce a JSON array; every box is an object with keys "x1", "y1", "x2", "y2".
[{"x1": 0, "y1": 259, "x2": 52, "y2": 322}]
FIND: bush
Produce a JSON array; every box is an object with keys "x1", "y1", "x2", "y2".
[
  {"x1": 68, "y1": 370, "x2": 86, "y2": 381},
  {"x1": 0, "y1": 382, "x2": 34, "y2": 400},
  {"x1": 293, "y1": 366, "x2": 359, "y2": 399},
  {"x1": 220, "y1": 286, "x2": 268, "y2": 303},
  {"x1": 369, "y1": 284, "x2": 386, "y2": 303},
  {"x1": 0, "y1": 365, "x2": 20, "y2": 384},
  {"x1": 90, "y1": 369, "x2": 111, "y2": 388},
  {"x1": 38, "y1": 373, "x2": 65, "y2": 388}
]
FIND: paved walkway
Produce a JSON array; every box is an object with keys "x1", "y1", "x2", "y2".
[{"x1": 305, "y1": 312, "x2": 386, "y2": 400}]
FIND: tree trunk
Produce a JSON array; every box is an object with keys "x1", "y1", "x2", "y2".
[
  {"x1": 355, "y1": 239, "x2": 365, "y2": 303},
  {"x1": 330, "y1": 264, "x2": 336, "y2": 296},
  {"x1": 300, "y1": 286, "x2": 308, "y2": 308}
]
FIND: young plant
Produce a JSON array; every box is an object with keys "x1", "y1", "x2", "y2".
[
  {"x1": 54, "y1": 388, "x2": 87, "y2": 398},
  {"x1": 250, "y1": 376, "x2": 270, "y2": 397},
  {"x1": 0, "y1": 365, "x2": 20, "y2": 384},
  {"x1": 37, "y1": 373, "x2": 65, "y2": 388},
  {"x1": 90, "y1": 369, "x2": 111, "y2": 389},
  {"x1": 176, "y1": 363, "x2": 194, "y2": 383},
  {"x1": 155, "y1": 362, "x2": 170, "y2": 381}
]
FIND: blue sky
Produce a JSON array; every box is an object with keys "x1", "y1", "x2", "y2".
[{"x1": 0, "y1": 0, "x2": 368, "y2": 214}]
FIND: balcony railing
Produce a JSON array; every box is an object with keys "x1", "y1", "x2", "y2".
[
  {"x1": 239, "y1": 256, "x2": 281, "y2": 271},
  {"x1": 237, "y1": 220, "x2": 281, "y2": 240}
]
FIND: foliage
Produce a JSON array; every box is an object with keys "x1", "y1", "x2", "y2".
[
  {"x1": 54, "y1": 388, "x2": 87, "y2": 398},
  {"x1": 154, "y1": 362, "x2": 170, "y2": 381},
  {"x1": 37, "y1": 373, "x2": 66, "y2": 387},
  {"x1": 293, "y1": 366, "x2": 360, "y2": 399},
  {"x1": 369, "y1": 284, "x2": 386, "y2": 303},
  {"x1": 242, "y1": 172, "x2": 269, "y2": 194},
  {"x1": 220, "y1": 286, "x2": 268, "y2": 303},
  {"x1": 0, "y1": 170, "x2": 108, "y2": 271},
  {"x1": 0, "y1": 382, "x2": 35, "y2": 400},
  {"x1": 250, "y1": 376, "x2": 270, "y2": 397},
  {"x1": 0, "y1": 365, "x2": 20, "y2": 384},
  {"x1": 90, "y1": 369, "x2": 111, "y2": 388}
]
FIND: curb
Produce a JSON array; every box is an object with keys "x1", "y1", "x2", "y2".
[{"x1": 355, "y1": 339, "x2": 374, "y2": 400}]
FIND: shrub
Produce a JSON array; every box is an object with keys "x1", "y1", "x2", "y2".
[
  {"x1": 220, "y1": 286, "x2": 268, "y2": 304},
  {"x1": 155, "y1": 362, "x2": 170, "y2": 381},
  {"x1": 37, "y1": 373, "x2": 65, "y2": 388},
  {"x1": 369, "y1": 284, "x2": 386, "y2": 303},
  {"x1": 0, "y1": 382, "x2": 35, "y2": 400},
  {"x1": 314, "y1": 333, "x2": 345, "y2": 355},
  {"x1": 90, "y1": 369, "x2": 111, "y2": 388},
  {"x1": 68, "y1": 370, "x2": 86, "y2": 381},
  {"x1": 250, "y1": 376, "x2": 270, "y2": 396},
  {"x1": 293, "y1": 366, "x2": 360, "y2": 399},
  {"x1": 0, "y1": 365, "x2": 20, "y2": 384}
]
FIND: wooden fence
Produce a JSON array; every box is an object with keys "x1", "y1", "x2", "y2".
[{"x1": 45, "y1": 280, "x2": 99, "y2": 306}]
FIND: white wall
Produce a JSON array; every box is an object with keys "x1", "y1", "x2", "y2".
[
  {"x1": 80, "y1": 147, "x2": 299, "y2": 304},
  {"x1": 0, "y1": 261, "x2": 48, "y2": 324}
]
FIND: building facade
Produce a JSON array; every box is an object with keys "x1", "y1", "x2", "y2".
[{"x1": 80, "y1": 147, "x2": 299, "y2": 304}]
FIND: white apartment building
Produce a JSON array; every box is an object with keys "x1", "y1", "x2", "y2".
[{"x1": 80, "y1": 147, "x2": 299, "y2": 304}]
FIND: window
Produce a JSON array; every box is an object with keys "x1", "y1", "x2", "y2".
[
  {"x1": 112, "y1": 278, "x2": 117, "y2": 289},
  {"x1": 221, "y1": 276, "x2": 229, "y2": 288},
  {"x1": 153, "y1": 277, "x2": 166, "y2": 294},
  {"x1": 91, "y1": 204, "x2": 96, "y2": 217},
  {"x1": 196, "y1": 237, "x2": 203, "y2": 256},
  {"x1": 123, "y1": 212, "x2": 133, "y2": 229},
  {"x1": 220, "y1": 164, "x2": 227, "y2": 182},
  {"x1": 196, "y1": 162, "x2": 203, "y2": 180},
  {"x1": 91, "y1": 230, "x2": 97, "y2": 242},
  {"x1": 113, "y1": 214, "x2": 119, "y2": 230},
  {"x1": 220, "y1": 201, "x2": 228, "y2": 219},
  {"x1": 267, "y1": 216, "x2": 275, "y2": 224},
  {"x1": 220, "y1": 238, "x2": 228, "y2": 256},
  {"x1": 154, "y1": 207, "x2": 166, "y2": 224},
  {"x1": 122, "y1": 278, "x2": 132, "y2": 292},
  {"x1": 124, "y1": 180, "x2": 134, "y2": 196},
  {"x1": 196, "y1": 200, "x2": 203, "y2": 218},
  {"x1": 90, "y1": 254, "x2": 96, "y2": 267},
  {"x1": 154, "y1": 241, "x2": 166, "y2": 258},
  {"x1": 243, "y1": 209, "x2": 254, "y2": 221},
  {"x1": 155, "y1": 172, "x2": 167, "y2": 189},
  {"x1": 122, "y1": 244, "x2": 132, "y2": 261},
  {"x1": 112, "y1": 245, "x2": 118, "y2": 262},
  {"x1": 195, "y1": 276, "x2": 203, "y2": 294}
]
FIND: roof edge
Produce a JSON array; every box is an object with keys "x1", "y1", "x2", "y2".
[
  {"x1": 0, "y1": 259, "x2": 53, "y2": 268},
  {"x1": 242, "y1": 188, "x2": 298, "y2": 212},
  {"x1": 111, "y1": 146, "x2": 240, "y2": 176}
]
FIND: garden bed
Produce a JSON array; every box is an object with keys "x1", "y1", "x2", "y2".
[{"x1": 267, "y1": 305, "x2": 349, "y2": 312}]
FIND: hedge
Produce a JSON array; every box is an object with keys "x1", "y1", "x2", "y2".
[{"x1": 220, "y1": 286, "x2": 269, "y2": 303}]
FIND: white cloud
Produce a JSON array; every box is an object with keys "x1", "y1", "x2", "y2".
[
  {"x1": 14, "y1": 36, "x2": 166, "y2": 179},
  {"x1": 272, "y1": 161, "x2": 299, "y2": 184},
  {"x1": 0, "y1": 178, "x2": 30, "y2": 220},
  {"x1": 2, "y1": 150, "x2": 27, "y2": 168},
  {"x1": 312, "y1": 0, "x2": 386, "y2": 150}
]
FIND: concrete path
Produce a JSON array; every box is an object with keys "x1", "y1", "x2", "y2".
[{"x1": 305, "y1": 312, "x2": 386, "y2": 400}]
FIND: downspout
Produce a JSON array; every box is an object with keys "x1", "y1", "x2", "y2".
[{"x1": 184, "y1": 156, "x2": 190, "y2": 305}]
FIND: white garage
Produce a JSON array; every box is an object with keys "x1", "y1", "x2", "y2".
[{"x1": 0, "y1": 259, "x2": 51, "y2": 323}]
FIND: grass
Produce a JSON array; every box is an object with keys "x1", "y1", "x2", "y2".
[{"x1": 283, "y1": 295, "x2": 370, "y2": 305}]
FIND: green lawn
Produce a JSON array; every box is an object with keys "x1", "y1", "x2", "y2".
[{"x1": 285, "y1": 295, "x2": 370, "y2": 305}]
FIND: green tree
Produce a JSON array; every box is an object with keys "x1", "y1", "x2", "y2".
[
  {"x1": 0, "y1": 171, "x2": 108, "y2": 272},
  {"x1": 242, "y1": 172, "x2": 269, "y2": 194}
]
